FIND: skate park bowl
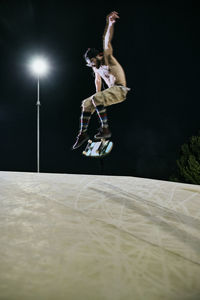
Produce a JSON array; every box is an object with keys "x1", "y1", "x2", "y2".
[{"x1": 0, "y1": 171, "x2": 200, "y2": 300}]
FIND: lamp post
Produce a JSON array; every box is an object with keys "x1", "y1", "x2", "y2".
[
  {"x1": 30, "y1": 57, "x2": 49, "y2": 173},
  {"x1": 36, "y1": 75, "x2": 40, "y2": 173}
]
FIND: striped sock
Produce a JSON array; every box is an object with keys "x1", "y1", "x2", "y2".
[
  {"x1": 80, "y1": 111, "x2": 91, "y2": 133},
  {"x1": 95, "y1": 105, "x2": 109, "y2": 128}
]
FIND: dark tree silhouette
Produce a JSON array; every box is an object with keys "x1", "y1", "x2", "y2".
[{"x1": 170, "y1": 134, "x2": 200, "y2": 185}]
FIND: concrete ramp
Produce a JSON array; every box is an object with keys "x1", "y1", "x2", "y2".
[{"x1": 0, "y1": 171, "x2": 200, "y2": 300}]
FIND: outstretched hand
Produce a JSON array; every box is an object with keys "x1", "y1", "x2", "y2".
[{"x1": 106, "y1": 11, "x2": 119, "y2": 25}]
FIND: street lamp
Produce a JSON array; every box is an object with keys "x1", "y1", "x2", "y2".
[{"x1": 29, "y1": 56, "x2": 49, "y2": 173}]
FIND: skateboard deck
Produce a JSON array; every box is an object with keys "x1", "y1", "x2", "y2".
[{"x1": 82, "y1": 139, "x2": 113, "y2": 158}]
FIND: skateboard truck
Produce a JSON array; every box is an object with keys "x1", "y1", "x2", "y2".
[{"x1": 82, "y1": 140, "x2": 92, "y2": 155}]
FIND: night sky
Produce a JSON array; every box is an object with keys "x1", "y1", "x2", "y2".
[{"x1": 0, "y1": 0, "x2": 199, "y2": 181}]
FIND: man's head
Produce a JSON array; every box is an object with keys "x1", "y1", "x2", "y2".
[{"x1": 84, "y1": 48, "x2": 103, "y2": 68}]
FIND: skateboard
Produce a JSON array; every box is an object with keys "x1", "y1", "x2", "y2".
[{"x1": 82, "y1": 139, "x2": 113, "y2": 158}]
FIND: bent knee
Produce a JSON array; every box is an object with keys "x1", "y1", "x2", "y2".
[{"x1": 81, "y1": 98, "x2": 95, "y2": 113}]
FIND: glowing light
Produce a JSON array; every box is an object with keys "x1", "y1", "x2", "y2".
[{"x1": 29, "y1": 56, "x2": 49, "y2": 76}]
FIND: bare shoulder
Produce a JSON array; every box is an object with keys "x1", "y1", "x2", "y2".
[
  {"x1": 105, "y1": 54, "x2": 120, "y2": 66},
  {"x1": 104, "y1": 53, "x2": 118, "y2": 65}
]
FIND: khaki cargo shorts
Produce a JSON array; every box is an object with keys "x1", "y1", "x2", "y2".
[{"x1": 81, "y1": 85, "x2": 130, "y2": 113}]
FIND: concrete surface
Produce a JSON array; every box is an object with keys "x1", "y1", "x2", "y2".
[{"x1": 0, "y1": 171, "x2": 200, "y2": 300}]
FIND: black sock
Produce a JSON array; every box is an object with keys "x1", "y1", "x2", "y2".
[
  {"x1": 95, "y1": 105, "x2": 108, "y2": 128},
  {"x1": 80, "y1": 111, "x2": 91, "y2": 133}
]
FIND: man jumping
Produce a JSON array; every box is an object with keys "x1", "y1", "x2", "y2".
[{"x1": 72, "y1": 11, "x2": 130, "y2": 150}]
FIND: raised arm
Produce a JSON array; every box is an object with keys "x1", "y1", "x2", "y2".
[{"x1": 103, "y1": 11, "x2": 119, "y2": 56}]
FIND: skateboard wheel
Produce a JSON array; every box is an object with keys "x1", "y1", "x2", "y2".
[{"x1": 82, "y1": 151, "x2": 87, "y2": 155}]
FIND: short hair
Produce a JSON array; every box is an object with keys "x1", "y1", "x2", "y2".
[
  {"x1": 84, "y1": 48, "x2": 100, "y2": 66},
  {"x1": 84, "y1": 48, "x2": 100, "y2": 60}
]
